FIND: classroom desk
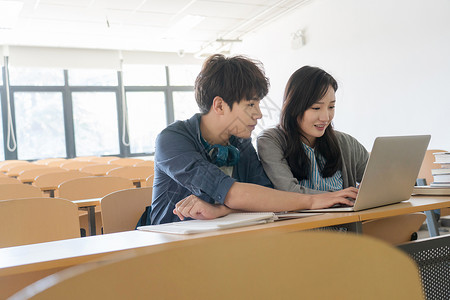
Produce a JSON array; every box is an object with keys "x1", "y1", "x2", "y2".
[
  {"x1": 0, "y1": 213, "x2": 358, "y2": 298},
  {"x1": 1, "y1": 197, "x2": 449, "y2": 298},
  {"x1": 73, "y1": 198, "x2": 101, "y2": 236}
]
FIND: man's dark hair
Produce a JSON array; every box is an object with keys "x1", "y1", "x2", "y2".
[{"x1": 195, "y1": 54, "x2": 269, "y2": 114}]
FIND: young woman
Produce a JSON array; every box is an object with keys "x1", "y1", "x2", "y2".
[{"x1": 257, "y1": 66, "x2": 369, "y2": 195}]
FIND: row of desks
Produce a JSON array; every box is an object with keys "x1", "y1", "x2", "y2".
[{"x1": 1, "y1": 195, "x2": 449, "y2": 298}]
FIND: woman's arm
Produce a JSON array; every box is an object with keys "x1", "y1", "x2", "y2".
[{"x1": 257, "y1": 128, "x2": 324, "y2": 194}]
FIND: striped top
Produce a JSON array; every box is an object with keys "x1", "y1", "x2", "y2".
[{"x1": 299, "y1": 143, "x2": 343, "y2": 191}]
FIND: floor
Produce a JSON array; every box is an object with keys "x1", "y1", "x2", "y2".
[{"x1": 417, "y1": 215, "x2": 450, "y2": 240}]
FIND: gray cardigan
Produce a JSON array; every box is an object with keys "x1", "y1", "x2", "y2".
[{"x1": 256, "y1": 127, "x2": 369, "y2": 194}]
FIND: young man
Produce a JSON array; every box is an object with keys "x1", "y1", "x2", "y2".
[{"x1": 148, "y1": 54, "x2": 357, "y2": 225}]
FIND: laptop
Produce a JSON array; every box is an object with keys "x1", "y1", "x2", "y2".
[{"x1": 304, "y1": 135, "x2": 431, "y2": 212}]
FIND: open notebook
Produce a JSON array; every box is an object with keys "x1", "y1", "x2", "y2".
[{"x1": 137, "y1": 212, "x2": 278, "y2": 234}]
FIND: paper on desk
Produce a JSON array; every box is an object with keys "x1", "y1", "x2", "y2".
[
  {"x1": 275, "y1": 212, "x2": 324, "y2": 220},
  {"x1": 137, "y1": 212, "x2": 277, "y2": 234}
]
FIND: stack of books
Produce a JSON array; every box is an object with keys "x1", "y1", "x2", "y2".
[{"x1": 431, "y1": 152, "x2": 450, "y2": 187}]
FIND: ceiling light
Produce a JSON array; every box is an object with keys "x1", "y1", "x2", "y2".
[{"x1": 0, "y1": 1, "x2": 24, "y2": 29}]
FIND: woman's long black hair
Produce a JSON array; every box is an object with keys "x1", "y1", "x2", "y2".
[{"x1": 280, "y1": 66, "x2": 342, "y2": 181}]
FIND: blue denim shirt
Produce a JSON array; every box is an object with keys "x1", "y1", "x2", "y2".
[{"x1": 150, "y1": 114, "x2": 273, "y2": 224}]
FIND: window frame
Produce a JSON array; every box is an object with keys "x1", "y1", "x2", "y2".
[{"x1": 0, "y1": 65, "x2": 194, "y2": 160}]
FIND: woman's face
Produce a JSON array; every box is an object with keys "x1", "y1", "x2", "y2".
[{"x1": 297, "y1": 85, "x2": 336, "y2": 147}]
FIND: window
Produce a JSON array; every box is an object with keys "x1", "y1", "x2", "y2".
[
  {"x1": 68, "y1": 69, "x2": 118, "y2": 86},
  {"x1": 72, "y1": 92, "x2": 120, "y2": 156},
  {"x1": 9, "y1": 67, "x2": 64, "y2": 86},
  {"x1": 1, "y1": 64, "x2": 197, "y2": 159},
  {"x1": 126, "y1": 92, "x2": 167, "y2": 153},
  {"x1": 173, "y1": 91, "x2": 197, "y2": 121},
  {"x1": 168, "y1": 65, "x2": 200, "y2": 86},
  {"x1": 14, "y1": 92, "x2": 66, "y2": 160},
  {"x1": 0, "y1": 94, "x2": 3, "y2": 160},
  {"x1": 122, "y1": 65, "x2": 167, "y2": 86}
]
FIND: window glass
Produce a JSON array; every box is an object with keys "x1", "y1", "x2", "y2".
[
  {"x1": 72, "y1": 92, "x2": 119, "y2": 156},
  {"x1": 173, "y1": 91, "x2": 198, "y2": 121},
  {"x1": 14, "y1": 92, "x2": 66, "y2": 160},
  {"x1": 0, "y1": 95, "x2": 3, "y2": 160},
  {"x1": 68, "y1": 69, "x2": 118, "y2": 86},
  {"x1": 0, "y1": 68, "x2": 3, "y2": 85},
  {"x1": 168, "y1": 65, "x2": 200, "y2": 86},
  {"x1": 126, "y1": 92, "x2": 166, "y2": 153},
  {"x1": 9, "y1": 67, "x2": 64, "y2": 86},
  {"x1": 122, "y1": 65, "x2": 166, "y2": 86}
]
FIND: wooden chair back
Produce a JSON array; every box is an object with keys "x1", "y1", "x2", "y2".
[
  {"x1": 145, "y1": 174, "x2": 154, "y2": 187},
  {"x1": 0, "y1": 160, "x2": 30, "y2": 172},
  {"x1": 0, "y1": 197, "x2": 80, "y2": 248},
  {"x1": 0, "y1": 184, "x2": 43, "y2": 200},
  {"x1": 6, "y1": 164, "x2": 48, "y2": 177},
  {"x1": 60, "y1": 161, "x2": 97, "y2": 171},
  {"x1": 72, "y1": 156, "x2": 98, "y2": 161},
  {"x1": 108, "y1": 158, "x2": 144, "y2": 166},
  {"x1": 18, "y1": 167, "x2": 67, "y2": 184},
  {"x1": 106, "y1": 166, "x2": 154, "y2": 183},
  {"x1": 418, "y1": 149, "x2": 447, "y2": 185},
  {"x1": 101, "y1": 187, "x2": 152, "y2": 234},
  {"x1": 58, "y1": 176, "x2": 134, "y2": 200},
  {"x1": 34, "y1": 158, "x2": 66, "y2": 165},
  {"x1": 0, "y1": 177, "x2": 22, "y2": 185},
  {"x1": 10, "y1": 231, "x2": 423, "y2": 299},
  {"x1": 80, "y1": 164, "x2": 120, "y2": 176},
  {"x1": 133, "y1": 160, "x2": 154, "y2": 168},
  {"x1": 33, "y1": 170, "x2": 91, "y2": 197},
  {"x1": 362, "y1": 212, "x2": 427, "y2": 245},
  {"x1": 88, "y1": 156, "x2": 120, "y2": 163},
  {"x1": 45, "y1": 159, "x2": 68, "y2": 167}
]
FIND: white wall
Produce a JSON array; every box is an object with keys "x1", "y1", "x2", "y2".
[{"x1": 235, "y1": 0, "x2": 450, "y2": 151}]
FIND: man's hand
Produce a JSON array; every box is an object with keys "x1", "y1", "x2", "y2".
[
  {"x1": 173, "y1": 195, "x2": 232, "y2": 220},
  {"x1": 309, "y1": 187, "x2": 358, "y2": 209}
]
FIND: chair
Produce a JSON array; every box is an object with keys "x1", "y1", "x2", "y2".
[
  {"x1": 106, "y1": 166, "x2": 154, "y2": 187},
  {"x1": 0, "y1": 184, "x2": 43, "y2": 200},
  {"x1": 0, "y1": 197, "x2": 80, "y2": 248},
  {"x1": 417, "y1": 149, "x2": 450, "y2": 218},
  {"x1": 88, "y1": 156, "x2": 120, "y2": 163},
  {"x1": 10, "y1": 231, "x2": 423, "y2": 299},
  {"x1": 72, "y1": 156, "x2": 98, "y2": 161},
  {"x1": 33, "y1": 170, "x2": 91, "y2": 197},
  {"x1": 34, "y1": 158, "x2": 67, "y2": 165},
  {"x1": 58, "y1": 176, "x2": 135, "y2": 236},
  {"x1": 79, "y1": 164, "x2": 120, "y2": 176},
  {"x1": 108, "y1": 158, "x2": 144, "y2": 166},
  {"x1": 0, "y1": 177, "x2": 22, "y2": 185},
  {"x1": 101, "y1": 187, "x2": 152, "y2": 234},
  {"x1": 418, "y1": 149, "x2": 447, "y2": 185},
  {"x1": 17, "y1": 167, "x2": 67, "y2": 184},
  {"x1": 6, "y1": 164, "x2": 48, "y2": 177},
  {"x1": 362, "y1": 213, "x2": 427, "y2": 245},
  {"x1": 0, "y1": 160, "x2": 30, "y2": 172},
  {"x1": 45, "y1": 159, "x2": 68, "y2": 167},
  {"x1": 398, "y1": 235, "x2": 450, "y2": 300},
  {"x1": 59, "y1": 161, "x2": 97, "y2": 171},
  {"x1": 133, "y1": 160, "x2": 154, "y2": 168},
  {"x1": 58, "y1": 176, "x2": 135, "y2": 200},
  {"x1": 145, "y1": 174, "x2": 154, "y2": 187}
]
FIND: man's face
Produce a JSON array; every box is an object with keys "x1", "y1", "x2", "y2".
[{"x1": 221, "y1": 98, "x2": 263, "y2": 140}]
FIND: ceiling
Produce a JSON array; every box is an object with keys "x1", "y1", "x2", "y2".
[{"x1": 0, "y1": 0, "x2": 310, "y2": 56}]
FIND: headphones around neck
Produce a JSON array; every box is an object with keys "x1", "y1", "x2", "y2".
[{"x1": 200, "y1": 136, "x2": 240, "y2": 167}]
